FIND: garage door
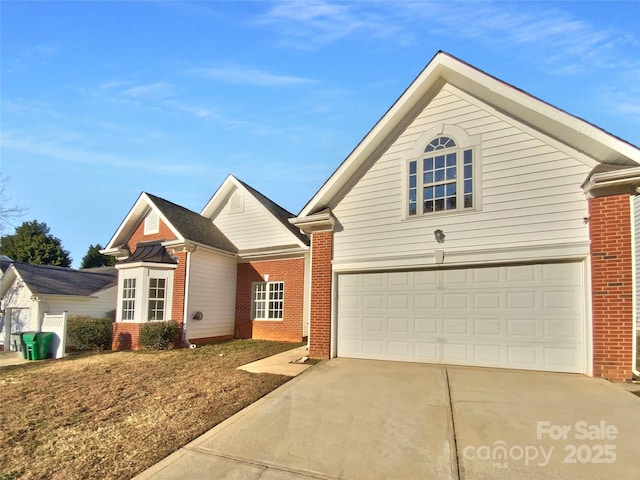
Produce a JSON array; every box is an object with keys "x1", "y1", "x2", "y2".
[{"x1": 337, "y1": 263, "x2": 586, "y2": 373}]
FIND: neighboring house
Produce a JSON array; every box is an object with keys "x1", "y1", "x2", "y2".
[
  {"x1": 0, "y1": 263, "x2": 117, "y2": 349},
  {"x1": 103, "y1": 52, "x2": 640, "y2": 381},
  {"x1": 101, "y1": 177, "x2": 309, "y2": 350}
]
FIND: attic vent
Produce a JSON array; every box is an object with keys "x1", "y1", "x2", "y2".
[
  {"x1": 144, "y1": 210, "x2": 159, "y2": 234},
  {"x1": 230, "y1": 191, "x2": 244, "y2": 214}
]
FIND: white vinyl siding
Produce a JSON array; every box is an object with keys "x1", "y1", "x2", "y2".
[
  {"x1": 212, "y1": 188, "x2": 296, "y2": 251},
  {"x1": 337, "y1": 263, "x2": 586, "y2": 373},
  {"x1": 332, "y1": 85, "x2": 593, "y2": 266},
  {"x1": 45, "y1": 287, "x2": 118, "y2": 321},
  {"x1": 185, "y1": 249, "x2": 237, "y2": 340}
]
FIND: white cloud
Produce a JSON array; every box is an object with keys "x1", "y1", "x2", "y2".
[
  {"x1": 189, "y1": 65, "x2": 315, "y2": 87},
  {"x1": 254, "y1": 0, "x2": 402, "y2": 49},
  {"x1": 0, "y1": 130, "x2": 202, "y2": 175}
]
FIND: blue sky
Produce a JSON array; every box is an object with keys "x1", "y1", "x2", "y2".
[{"x1": 2, "y1": 0, "x2": 639, "y2": 267}]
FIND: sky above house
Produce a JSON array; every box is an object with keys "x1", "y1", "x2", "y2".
[{"x1": 1, "y1": 0, "x2": 639, "y2": 267}]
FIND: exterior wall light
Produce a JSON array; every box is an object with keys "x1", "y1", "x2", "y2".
[{"x1": 434, "y1": 229, "x2": 445, "y2": 243}]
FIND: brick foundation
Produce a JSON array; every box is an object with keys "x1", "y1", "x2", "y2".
[
  {"x1": 308, "y1": 231, "x2": 333, "y2": 359},
  {"x1": 112, "y1": 321, "x2": 185, "y2": 350},
  {"x1": 235, "y1": 258, "x2": 305, "y2": 342},
  {"x1": 589, "y1": 194, "x2": 634, "y2": 381}
]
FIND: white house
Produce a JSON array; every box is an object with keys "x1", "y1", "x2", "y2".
[{"x1": 0, "y1": 262, "x2": 117, "y2": 350}]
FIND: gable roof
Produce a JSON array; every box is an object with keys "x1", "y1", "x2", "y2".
[
  {"x1": 3, "y1": 263, "x2": 117, "y2": 297},
  {"x1": 103, "y1": 192, "x2": 237, "y2": 254},
  {"x1": 298, "y1": 51, "x2": 640, "y2": 217},
  {"x1": 145, "y1": 193, "x2": 237, "y2": 252},
  {"x1": 201, "y1": 175, "x2": 310, "y2": 247}
]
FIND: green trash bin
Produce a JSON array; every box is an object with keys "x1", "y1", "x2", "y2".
[
  {"x1": 22, "y1": 331, "x2": 39, "y2": 360},
  {"x1": 35, "y1": 332, "x2": 54, "y2": 360}
]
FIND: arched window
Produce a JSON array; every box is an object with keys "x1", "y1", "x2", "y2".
[{"x1": 408, "y1": 136, "x2": 473, "y2": 216}]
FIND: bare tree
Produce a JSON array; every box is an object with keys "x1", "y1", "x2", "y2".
[{"x1": 0, "y1": 175, "x2": 27, "y2": 236}]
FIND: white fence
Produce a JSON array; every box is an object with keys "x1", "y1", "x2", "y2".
[{"x1": 41, "y1": 312, "x2": 67, "y2": 359}]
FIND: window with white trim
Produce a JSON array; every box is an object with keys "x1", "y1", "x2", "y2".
[
  {"x1": 252, "y1": 281, "x2": 284, "y2": 320},
  {"x1": 147, "y1": 277, "x2": 167, "y2": 321},
  {"x1": 116, "y1": 267, "x2": 173, "y2": 323},
  {"x1": 122, "y1": 278, "x2": 136, "y2": 321},
  {"x1": 408, "y1": 136, "x2": 473, "y2": 216}
]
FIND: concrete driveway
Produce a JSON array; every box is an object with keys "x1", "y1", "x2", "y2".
[{"x1": 136, "y1": 359, "x2": 640, "y2": 480}]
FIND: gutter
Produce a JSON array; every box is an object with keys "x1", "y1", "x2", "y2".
[{"x1": 182, "y1": 249, "x2": 194, "y2": 348}]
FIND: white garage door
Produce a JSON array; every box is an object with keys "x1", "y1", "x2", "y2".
[{"x1": 337, "y1": 262, "x2": 586, "y2": 373}]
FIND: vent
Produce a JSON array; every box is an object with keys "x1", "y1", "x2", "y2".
[
  {"x1": 144, "y1": 210, "x2": 159, "y2": 234},
  {"x1": 230, "y1": 191, "x2": 244, "y2": 214}
]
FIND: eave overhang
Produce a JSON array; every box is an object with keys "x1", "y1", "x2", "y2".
[{"x1": 582, "y1": 166, "x2": 640, "y2": 198}]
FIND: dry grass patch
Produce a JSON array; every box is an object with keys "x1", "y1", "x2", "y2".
[{"x1": 0, "y1": 339, "x2": 303, "y2": 480}]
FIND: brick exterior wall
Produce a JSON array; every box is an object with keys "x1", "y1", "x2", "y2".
[
  {"x1": 589, "y1": 194, "x2": 634, "y2": 381},
  {"x1": 125, "y1": 217, "x2": 177, "y2": 252},
  {"x1": 235, "y1": 258, "x2": 305, "y2": 342},
  {"x1": 112, "y1": 216, "x2": 185, "y2": 350},
  {"x1": 171, "y1": 251, "x2": 187, "y2": 328},
  {"x1": 309, "y1": 231, "x2": 333, "y2": 359},
  {"x1": 112, "y1": 322, "x2": 142, "y2": 350}
]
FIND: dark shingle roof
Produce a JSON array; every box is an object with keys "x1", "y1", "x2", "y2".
[
  {"x1": 145, "y1": 193, "x2": 237, "y2": 253},
  {"x1": 121, "y1": 241, "x2": 177, "y2": 264},
  {"x1": 234, "y1": 179, "x2": 310, "y2": 246},
  {"x1": 11, "y1": 263, "x2": 117, "y2": 296}
]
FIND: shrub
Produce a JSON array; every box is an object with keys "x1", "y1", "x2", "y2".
[
  {"x1": 139, "y1": 320, "x2": 181, "y2": 350},
  {"x1": 67, "y1": 316, "x2": 113, "y2": 352}
]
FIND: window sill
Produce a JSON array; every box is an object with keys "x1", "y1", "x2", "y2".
[
  {"x1": 252, "y1": 318, "x2": 284, "y2": 322},
  {"x1": 402, "y1": 207, "x2": 478, "y2": 221}
]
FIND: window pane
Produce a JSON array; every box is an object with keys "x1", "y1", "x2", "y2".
[
  {"x1": 268, "y1": 282, "x2": 284, "y2": 319},
  {"x1": 409, "y1": 175, "x2": 416, "y2": 188},
  {"x1": 409, "y1": 203, "x2": 417, "y2": 216},
  {"x1": 434, "y1": 198, "x2": 445, "y2": 211},
  {"x1": 122, "y1": 278, "x2": 136, "y2": 321},
  {"x1": 446, "y1": 167, "x2": 456, "y2": 180},
  {"x1": 424, "y1": 158, "x2": 433, "y2": 171},
  {"x1": 435, "y1": 184, "x2": 444, "y2": 198},
  {"x1": 464, "y1": 179, "x2": 473, "y2": 194},
  {"x1": 446, "y1": 183, "x2": 457, "y2": 196},
  {"x1": 409, "y1": 161, "x2": 417, "y2": 175},
  {"x1": 464, "y1": 149, "x2": 472, "y2": 164},
  {"x1": 464, "y1": 164, "x2": 472, "y2": 179},
  {"x1": 464, "y1": 194, "x2": 473, "y2": 208},
  {"x1": 148, "y1": 277, "x2": 166, "y2": 321},
  {"x1": 253, "y1": 283, "x2": 266, "y2": 319},
  {"x1": 446, "y1": 153, "x2": 456, "y2": 166},
  {"x1": 424, "y1": 199, "x2": 434, "y2": 213},
  {"x1": 435, "y1": 155, "x2": 445, "y2": 169},
  {"x1": 424, "y1": 186, "x2": 433, "y2": 200},
  {"x1": 435, "y1": 169, "x2": 444, "y2": 182},
  {"x1": 424, "y1": 172, "x2": 433, "y2": 184},
  {"x1": 447, "y1": 197, "x2": 457, "y2": 210}
]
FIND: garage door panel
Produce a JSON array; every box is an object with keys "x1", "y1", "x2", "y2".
[
  {"x1": 443, "y1": 293, "x2": 467, "y2": 309},
  {"x1": 473, "y1": 292, "x2": 503, "y2": 309},
  {"x1": 337, "y1": 263, "x2": 586, "y2": 374},
  {"x1": 473, "y1": 318, "x2": 502, "y2": 336},
  {"x1": 474, "y1": 344, "x2": 503, "y2": 363},
  {"x1": 415, "y1": 342, "x2": 440, "y2": 360},
  {"x1": 507, "y1": 345, "x2": 538, "y2": 365},
  {"x1": 443, "y1": 318, "x2": 469, "y2": 335},
  {"x1": 415, "y1": 318, "x2": 438, "y2": 334}
]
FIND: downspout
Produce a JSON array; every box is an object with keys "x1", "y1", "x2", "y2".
[
  {"x1": 631, "y1": 196, "x2": 639, "y2": 377},
  {"x1": 182, "y1": 249, "x2": 194, "y2": 348}
]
